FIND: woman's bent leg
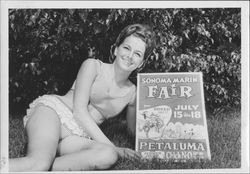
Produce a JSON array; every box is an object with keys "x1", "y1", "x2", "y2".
[
  {"x1": 9, "y1": 105, "x2": 61, "y2": 172},
  {"x1": 52, "y1": 136, "x2": 118, "y2": 171}
]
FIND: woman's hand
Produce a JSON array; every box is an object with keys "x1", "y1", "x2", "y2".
[{"x1": 115, "y1": 147, "x2": 141, "y2": 161}]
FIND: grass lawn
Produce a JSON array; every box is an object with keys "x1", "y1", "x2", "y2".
[{"x1": 9, "y1": 108, "x2": 241, "y2": 170}]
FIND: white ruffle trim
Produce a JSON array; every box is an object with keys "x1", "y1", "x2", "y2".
[{"x1": 23, "y1": 95, "x2": 91, "y2": 139}]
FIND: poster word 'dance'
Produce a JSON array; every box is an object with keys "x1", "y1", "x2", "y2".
[{"x1": 136, "y1": 72, "x2": 211, "y2": 162}]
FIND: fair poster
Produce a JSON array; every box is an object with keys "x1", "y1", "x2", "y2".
[{"x1": 136, "y1": 72, "x2": 211, "y2": 162}]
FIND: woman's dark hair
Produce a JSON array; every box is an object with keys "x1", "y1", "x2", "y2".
[{"x1": 109, "y1": 24, "x2": 156, "y2": 67}]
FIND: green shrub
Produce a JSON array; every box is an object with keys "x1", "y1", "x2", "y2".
[{"x1": 9, "y1": 8, "x2": 241, "y2": 114}]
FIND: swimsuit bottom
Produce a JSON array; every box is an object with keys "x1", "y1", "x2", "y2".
[{"x1": 23, "y1": 94, "x2": 91, "y2": 139}]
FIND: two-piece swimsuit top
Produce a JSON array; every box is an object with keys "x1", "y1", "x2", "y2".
[{"x1": 70, "y1": 59, "x2": 136, "y2": 125}]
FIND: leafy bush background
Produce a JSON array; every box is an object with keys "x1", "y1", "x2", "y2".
[{"x1": 9, "y1": 8, "x2": 241, "y2": 114}]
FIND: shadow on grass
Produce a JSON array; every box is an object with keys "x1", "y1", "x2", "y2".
[{"x1": 9, "y1": 109, "x2": 241, "y2": 170}]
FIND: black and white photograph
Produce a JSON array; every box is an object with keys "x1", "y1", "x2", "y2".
[{"x1": 1, "y1": 0, "x2": 249, "y2": 173}]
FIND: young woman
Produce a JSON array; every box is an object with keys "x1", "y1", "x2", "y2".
[{"x1": 9, "y1": 23, "x2": 156, "y2": 171}]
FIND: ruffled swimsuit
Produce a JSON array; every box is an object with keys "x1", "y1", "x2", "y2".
[{"x1": 23, "y1": 59, "x2": 136, "y2": 139}]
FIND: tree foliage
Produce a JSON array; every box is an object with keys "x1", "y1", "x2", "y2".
[{"x1": 9, "y1": 8, "x2": 241, "y2": 113}]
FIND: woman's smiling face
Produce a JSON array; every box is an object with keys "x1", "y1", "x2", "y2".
[{"x1": 114, "y1": 35, "x2": 146, "y2": 72}]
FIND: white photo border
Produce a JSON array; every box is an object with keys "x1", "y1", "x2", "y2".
[{"x1": 1, "y1": 1, "x2": 249, "y2": 173}]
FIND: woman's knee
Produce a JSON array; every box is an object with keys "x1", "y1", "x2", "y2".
[{"x1": 26, "y1": 156, "x2": 53, "y2": 171}]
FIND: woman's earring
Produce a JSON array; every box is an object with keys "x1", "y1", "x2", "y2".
[
  {"x1": 136, "y1": 62, "x2": 145, "y2": 72},
  {"x1": 114, "y1": 47, "x2": 118, "y2": 56}
]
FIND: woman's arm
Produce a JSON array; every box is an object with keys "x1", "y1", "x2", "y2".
[
  {"x1": 72, "y1": 59, "x2": 114, "y2": 146},
  {"x1": 126, "y1": 98, "x2": 137, "y2": 137},
  {"x1": 123, "y1": 95, "x2": 142, "y2": 160}
]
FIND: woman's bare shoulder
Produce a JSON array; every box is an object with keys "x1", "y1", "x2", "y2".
[
  {"x1": 82, "y1": 58, "x2": 101, "y2": 66},
  {"x1": 79, "y1": 58, "x2": 104, "y2": 74},
  {"x1": 126, "y1": 80, "x2": 136, "y2": 92},
  {"x1": 83, "y1": 59, "x2": 113, "y2": 70}
]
